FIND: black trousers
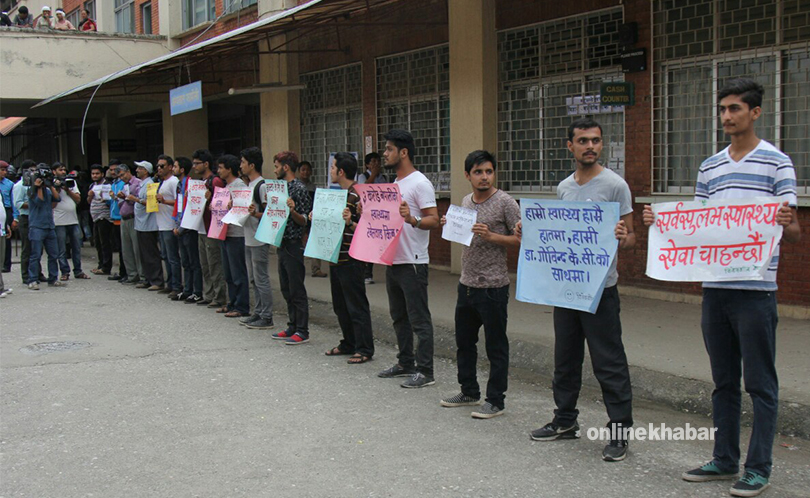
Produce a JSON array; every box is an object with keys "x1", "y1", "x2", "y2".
[
  {"x1": 455, "y1": 283, "x2": 510, "y2": 409},
  {"x1": 3, "y1": 206, "x2": 11, "y2": 270},
  {"x1": 386, "y1": 264, "x2": 434, "y2": 376},
  {"x1": 93, "y1": 218, "x2": 114, "y2": 273},
  {"x1": 552, "y1": 285, "x2": 633, "y2": 428},
  {"x1": 18, "y1": 215, "x2": 32, "y2": 282},
  {"x1": 278, "y1": 238, "x2": 309, "y2": 337},
  {"x1": 330, "y1": 258, "x2": 374, "y2": 357},
  {"x1": 136, "y1": 230, "x2": 163, "y2": 287},
  {"x1": 111, "y1": 221, "x2": 126, "y2": 277}
]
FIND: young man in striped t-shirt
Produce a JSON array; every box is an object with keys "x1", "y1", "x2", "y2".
[{"x1": 645, "y1": 78, "x2": 800, "y2": 497}]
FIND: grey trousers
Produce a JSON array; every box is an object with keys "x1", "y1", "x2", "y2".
[
  {"x1": 245, "y1": 244, "x2": 273, "y2": 320},
  {"x1": 199, "y1": 233, "x2": 226, "y2": 305},
  {"x1": 120, "y1": 218, "x2": 142, "y2": 280}
]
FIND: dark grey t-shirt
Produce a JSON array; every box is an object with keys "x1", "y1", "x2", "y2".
[
  {"x1": 556, "y1": 167, "x2": 632, "y2": 288},
  {"x1": 460, "y1": 189, "x2": 521, "y2": 288}
]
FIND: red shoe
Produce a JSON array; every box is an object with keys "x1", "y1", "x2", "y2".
[
  {"x1": 272, "y1": 330, "x2": 293, "y2": 341},
  {"x1": 284, "y1": 333, "x2": 310, "y2": 345}
]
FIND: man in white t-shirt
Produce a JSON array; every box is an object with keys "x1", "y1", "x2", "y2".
[
  {"x1": 216, "y1": 154, "x2": 250, "y2": 318},
  {"x1": 51, "y1": 162, "x2": 88, "y2": 280},
  {"x1": 375, "y1": 129, "x2": 440, "y2": 388},
  {"x1": 155, "y1": 154, "x2": 182, "y2": 297}
]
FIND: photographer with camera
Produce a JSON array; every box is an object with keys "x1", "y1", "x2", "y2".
[
  {"x1": 27, "y1": 163, "x2": 64, "y2": 290},
  {"x1": 12, "y1": 161, "x2": 45, "y2": 284},
  {"x1": 51, "y1": 162, "x2": 89, "y2": 281}
]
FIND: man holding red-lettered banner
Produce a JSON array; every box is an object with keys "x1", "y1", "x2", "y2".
[{"x1": 644, "y1": 78, "x2": 800, "y2": 498}]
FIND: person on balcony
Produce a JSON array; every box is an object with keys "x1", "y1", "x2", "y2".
[
  {"x1": 53, "y1": 9, "x2": 75, "y2": 30},
  {"x1": 78, "y1": 9, "x2": 97, "y2": 32},
  {"x1": 12, "y1": 6, "x2": 34, "y2": 28},
  {"x1": 34, "y1": 6, "x2": 53, "y2": 30}
]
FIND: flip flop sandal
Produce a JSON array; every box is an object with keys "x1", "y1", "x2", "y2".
[
  {"x1": 216, "y1": 307, "x2": 229, "y2": 314},
  {"x1": 90, "y1": 269, "x2": 104, "y2": 275},
  {"x1": 75, "y1": 273, "x2": 91, "y2": 279},
  {"x1": 347, "y1": 354, "x2": 372, "y2": 364},
  {"x1": 60, "y1": 274, "x2": 70, "y2": 281},
  {"x1": 325, "y1": 347, "x2": 352, "y2": 356}
]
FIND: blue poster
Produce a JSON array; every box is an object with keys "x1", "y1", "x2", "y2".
[
  {"x1": 516, "y1": 199, "x2": 619, "y2": 313},
  {"x1": 170, "y1": 81, "x2": 203, "y2": 116}
]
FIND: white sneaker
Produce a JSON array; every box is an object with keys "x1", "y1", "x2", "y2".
[
  {"x1": 28, "y1": 282, "x2": 40, "y2": 291},
  {"x1": 0, "y1": 288, "x2": 12, "y2": 298}
]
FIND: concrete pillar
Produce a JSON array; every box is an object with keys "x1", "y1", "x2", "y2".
[
  {"x1": 448, "y1": 0, "x2": 498, "y2": 274},
  {"x1": 162, "y1": 103, "x2": 209, "y2": 159},
  {"x1": 259, "y1": 34, "x2": 301, "y2": 157},
  {"x1": 158, "y1": 0, "x2": 183, "y2": 49},
  {"x1": 100, "y1": 115, "x2": 138, "y2": 166},
  {"x1": 258, "y1": 0, "x2": 298, "y2": 19}
]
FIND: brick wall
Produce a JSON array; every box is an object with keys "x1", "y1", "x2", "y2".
[
  {"x1": 179, "y1": 2, "x2": 258, "y2": 46},
  {"x1": 132, "y1": 0, "x2": 159, "y2": 35}
]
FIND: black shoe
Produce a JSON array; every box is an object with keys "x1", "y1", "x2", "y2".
[
  {"x1": 185, "y1": 294, "x2": 203, "y2": 304},
  {"x1": 730, "y1": 471, "x2": 770, "y2": 497},
  {"x1": 168, "y1": 291, "x2": 179, "y2": 300},
  {"x1": 682, "y1": 462, "x2": 739, "y2": 482},
  {"x1": 2, "y1": 268, "x2": 10, "y2": 273},
  {"x1": 245, "y1": 318, "x2": 274, "y2": 330},
  {"x1": 377, "y1": 364, "x2": 416, "y2": 378},
  {"x1": 108, "y1": 273, "x2": 122, "y2": 281},
  {"x1": 401, "y1": 372, "x2": 435, "y2": 388},
  {"x1": 602, "y1": 439, "x2": 628, "y2": 462},
  {"x1": 176, "y1": 292, "x2": 189, "y2": 301},
  {"x1": 530, "y1": 422, "x2": 581, "y2": 441},
  {"x1": 196, "y1": 299, "x2": 211, "y2": 306}
]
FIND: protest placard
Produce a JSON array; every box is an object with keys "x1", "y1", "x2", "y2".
[
  {"x1": 221, "y1": 187, "x2": 252, "y2": 226},
  {"x1": 255, "y1": 180, "x2": 289, "y2": 247},
  {"x1": 146, "y1": 183, "x2": 159, "y2": 213},
  {"x1": 516, "y1": 199, "x2": 619, "y2": 313},
  {"x1": 304, "y1": 188, "x2": 350, "y2": 263},
  {"x1": 646, "y1": 197, "x2": 785, "y2": 282},
  {"x1": 348, "y1": 184, "x2": 403, "y2": 265},
  {"x1": 100, "y1": 184, "x2": 112, "y2": 200},
  {"x1": 441, "y1": 204, "x2": 477, "y2": 246},
  {"x1": 207, "y1": 186, "x2": 230, "y2": 240},
  {"x1": 180, "y1": 179, "x2": 207, "y2": 233}
]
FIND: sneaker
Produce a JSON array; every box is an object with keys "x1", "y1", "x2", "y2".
[
  {"x1": 48, "y1": 281, "x2": 66, "y2": 287},
  {"x1": 272, "y1": 330, "x2": 294, "y2": 340},
  {"x1": 108, "y1": 273, "x2": 122, "y2": 281},
  {"x1": 284, "y1": 333, "x2": 310, "y2": 345},
  {"x1": 602, "y1": 439, "x2": 628, "y2": 462},
  {"x1": 121, "y1": 278, "x2": 138, "y2": 285},
  {"x1": 682, "y1": 461, "x2": 739, "y2": 482},
  {"x1": 472, "y1": 402, "x2": 504, "y2": 419},
  {"x1": 239, "y1": 315, "x2": 261, "y2": 326},
  {"x1": 377, "y1": 364, "x2": 416, "y2": 378},
  {"x1": 196, "y1": 299, "x2": 211, "y2": 306},
  {"x1": 440, "y1": 393, "x2": 480, "y2": 407},
  {"x1": 168, "y1": 291, "x2": 179, "y2": 300},
  {"x1": 730, "y1": 471, "x2": 770, "y2": 497},
  {"x1": 401, "y1": 372, "x2": 435, "y2": 388},
  {"x1": 28, "y1": 282, "x2": 40, "y2": 291},
  {"x1": 147, "y1": 285, "x2": 162, "y2": 291},
  {"x1": 135, "y1": 283, "x2": 150, "y2": 289},
  {"x1": 176, "y1": 292, "x2": 189, "y2": 301},
  {"x1": 245, "y1": 318, "x2": 275, "y2": 330},
  {"x1": 184, "y1": 294, "x2": 203, "y2": 304},
  {"x1": 530, "y1": 422, "x2": 581, "y2": 441},
  {"x1": 364, "y1": 278, "x2": 374, "y2": 285},
  {"x1": 0, "y1": 288, "x2": 12, "y2": 298}
]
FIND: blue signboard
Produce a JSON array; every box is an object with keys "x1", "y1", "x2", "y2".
[{"x1": 170, "y1": 81, "x2": 203, "y2": 116}]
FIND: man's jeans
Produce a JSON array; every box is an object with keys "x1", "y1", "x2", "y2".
[
  {"x1": 18, "y1": 215, "x2": 32, "y2": 282},
  {"x1": 159, "y1": 230, "x2": 182, "y2": 291},
  {"x1": 28, "y1": 227, "x2": 59, "y2": 284},
  {"x1": 455, "y1": 283, "x2": 510, "y2": 409},
  {"x1": 277, "y1": 239, "x2": 308, "y2": 338},
  {"x1": 330, "y1": 258, "x2": 374, "y2": 357},
  {"x1": 55, "y1": 224, "x2": 84, "y2": 277},
  {"x1": 199, "y1": 234, "x2": 226, "y2": 306},
  {"x1": 120, "y1": 218, "x2": 142, "y2": 280},
  {"x1": 552, "y1": 285, "x2": 633, "y2": 430},
  {"x1": 178, "y1": 229, "x2": 202, "y2": 296},
  {"x1": 220, "y1": 236, "x2": 249, "y2": 314},
  {"x1": 702, "y1": 288, "x2": 779, "y2": 478},
  {"x1": 245, "y1": 244, "x2": 273, "y2": 320},
  {"x1": 386, "y1": 263, "x2": 434, "y2": 376}
]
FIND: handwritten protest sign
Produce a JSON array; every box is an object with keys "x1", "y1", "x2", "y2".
[
  {"x1": 348, "y1": 184, "x2": 403, "y2": 265},
  {"x1": 146, "y1": 183, "x2": 159, "y2": 213},
  {"x1": 305, "y1": 188, "x2": 350, "y2": 263},
  {"x1": 255, "y1": 180, "x2": 289, "y2": 247},
  {"x1": 180, "y1": 179, "x2": 207, "y2": 233},
  {"x1": 207, "y1": 186, "x2": 230, "y2": 240},
  {"x1": 646, "y1": 197, "x2": 784, "y2": 282},
  {"x1": 221, "y1": 187, "x2": 252, "y2": 226},
  {"x1": 442, "y1": 204, "x2": 477, "y2": 246},
  {"x1": 516, "y1": 200, "x2": 619, "y2": 313}
]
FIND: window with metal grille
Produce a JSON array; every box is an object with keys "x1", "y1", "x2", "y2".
[
  {"x1": 300, "y1": 64, "x2": 363, "y2": 187},
  {"x1": 653, "y1": 0, "x2": 810, "y2": 195},
  {"x1": 497, "y1": 8, "x2": 624, "y2": 193},
  {"x1": 376, "y1": 45, "x2": 450, "y2": 191}
]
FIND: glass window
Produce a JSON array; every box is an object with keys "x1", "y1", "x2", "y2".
[
  {"x1": 224, "y1": 0, "x2": 258, "y2": 15},
  {"x1": 114, "y1": 0, "x2": 135, "y2": 34},
  {"x1": 183, "y1": 0, "x2": 215, "y2": 30},
  {"x1": 141, "y1": 2, "x2": 152, "y2": 34}
]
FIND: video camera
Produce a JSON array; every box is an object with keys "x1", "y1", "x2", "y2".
[
  {"x1": 55, "y1": 172, "x2": 78, "y2": 190},
  {"x1": 32, "y1": 168, "x2": 56, "y2": 188}
]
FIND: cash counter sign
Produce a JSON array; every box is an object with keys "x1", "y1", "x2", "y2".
[{"x1": 600, "y1": 82, "x2": 634, "y2": 107}]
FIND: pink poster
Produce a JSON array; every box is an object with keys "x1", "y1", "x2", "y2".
[
  {"x1": 348, "y1": 184, "x2": 404, "y2": 265},
  {"x1": 207, "y1": 186, "x2": 230, "y2": 240}
]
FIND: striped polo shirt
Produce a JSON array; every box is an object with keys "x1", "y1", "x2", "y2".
[{"x1": 695, "y1": 140, "x2": 798, "y2": 291}]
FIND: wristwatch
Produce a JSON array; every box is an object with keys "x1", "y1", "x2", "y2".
[{"x1": 413, "y1": 215, "x2": 422, "y2": 228}]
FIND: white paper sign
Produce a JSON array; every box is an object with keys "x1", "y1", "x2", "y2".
[
  {"x1": 646, "y1": 197, "x2": 785, "y2": 282},
  {"x1": 100, "y1": 184, "x2": 112, "y2": 200},
  {"x1": 180, "y1": 179, "x2": 207, "y2": 233},
  {"x1": 442, "y1": 204, "x2": 477, "y2": 247},
  {"x1": 221, "y1": 188, "x2": 252, "y2": 227}
]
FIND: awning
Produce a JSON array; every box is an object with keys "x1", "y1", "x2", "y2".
[
  {"x1": 33, "y1": 0, "x2": 407, "y2": 108},
  {"x1": 0, "y1": 117, "x2": 27, "y2": 136}
]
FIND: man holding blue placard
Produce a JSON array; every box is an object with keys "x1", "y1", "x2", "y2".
[
  {"x1": 322, "y1": 152, "x2": 374, "y2": 364},
  {"x1": 528, "y1": 118, "x2": 636, "y2": 463},
  {"x1": 439, "y1": 150, "x2": 520, "y2": 419}
]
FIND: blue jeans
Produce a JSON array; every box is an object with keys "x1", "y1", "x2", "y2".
[
  {"x1": 702, "y1": 288, "x2": 779, "y2": 478},
  {"x1": 159, "y1": 230, "x2": 182, "y2": 291},
  {"x1": 28, "y1": 227, "x2": 59, "y2": 284},
  {"x1": 55, "y1": 224, "x2": 84, "y2": 277},
  {"x1": 220, "y1": 236, "x2": 249, "y2": 314},
  {"x1": 178, "y1": 229, "x2": 202, "y2": 295}
]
